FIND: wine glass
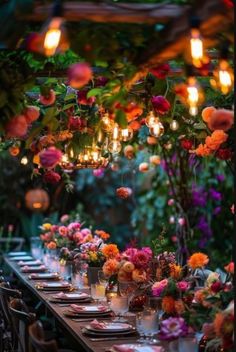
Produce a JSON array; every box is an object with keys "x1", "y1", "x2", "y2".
[
  {"x1": 138, "y1": 308, "x2": 159, "y2": 345},
  {"x1": 91, "y1": 283, "x2": 106, "y2": 304},
  {"x1": 136, "y1": 312, "x2": 146, "y2": 343},
  {"x1": 110, "y1": 295, "x2": 129, "y2": 322},
  {"x1": 118, "y1": 281, "x2": 138, "y2": 306}
]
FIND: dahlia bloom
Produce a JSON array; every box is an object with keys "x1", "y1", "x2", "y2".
[
  {"x1": 102, "y1": 244, "x2": 119, "y2": 258},
  {"x1": 103, "y1": 258, "x2": 119, "y2": 277},
  {"x1": 40, "y1": 147, "x2": 62, "y2": 168},
  {"x1": 188, "y1": 252, "x2": 209, "y2": 269},
  {"x1": 159, "y1": 317, "x2": 188, "y2": 340}
]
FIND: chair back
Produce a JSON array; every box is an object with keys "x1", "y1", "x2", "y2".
[
  {"x1": 9, "y1": 299, "x2": 36, "y2": 352},
  {"x1": 29, "y1": 320, "x2": 58, "y2": 352}
]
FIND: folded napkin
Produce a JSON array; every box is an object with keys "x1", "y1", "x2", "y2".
[
  {"x1": 89, "y1": 319, "x2": 107, "y2": 330},
  {"x1": 113, "y1": 345, "x2": 164, "y2": 352},
  {"x1": 18, "y1": 260, "x2": 41, "y2": 265},
  {"x1": 54, "y1": 292, "x2": 88, "y2": 299},
  {"x1": 70, "y1": 304, "x2": 86, "y2": 312},
  {"x1": 22, "y1": 265, "x2": 45, "y2": 272}
]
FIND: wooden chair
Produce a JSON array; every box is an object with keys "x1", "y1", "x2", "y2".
[
  {"x1": 9, "y1": 298, "x2": 36, "y2": 352},
  {"x1": 29, "y1": 321, "x2": 76, "y2": 352}
]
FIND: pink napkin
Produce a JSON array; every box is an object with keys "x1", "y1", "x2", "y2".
[
  {"x1": 89, "y1": 319, "x2": 106, "y2": 330},
  {"x1": 113, "y1": 345, "x2": 164, "y2": 352},
  {"x1": 22, "y1": 265, "x2": 45, "y2": 272},
  {"x1": 70, "y1": 304, "x2": 86, "y2": 312},
  {"x1": 18, "y1": 260, "x2": 40, "y2": 265},
  {"x1": 54, "y1": 292, "x2": 88, "y2": 299}
]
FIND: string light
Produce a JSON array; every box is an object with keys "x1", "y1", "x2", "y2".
[
  {"x1": 112, "y1": 124, "x2": 120, "y2": 140},
  {"x1": 121, "y1": 127, "x2": 133, "y2": 142},
  {"x1": 108, "y1": 140, "x2": 122, "y2": 154},
  {"x1": 186, "y1": 74, "x2": 203, "y2": 116},
  {"x1": 145, "y1": 110, "x2": 159, "y2": 128},
  {"x1": 21, "y1": 156, "x2": 28, "y2": 165},
  {"x1": 190, "y1": 17, "x2": 203, "y2": 67},
  {"x1": 101, "y1": 113, "x2": 115, "y2": 132},
  {"x1": 170, "y1": 119, "x2": 179, "y2": 131},
  {"x1": 149, "y1": 122, "x2": 164, "y2": 137}
]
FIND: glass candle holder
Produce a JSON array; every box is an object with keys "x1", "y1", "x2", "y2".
[
  {"x1": 91, "y1": 283, "x2": 106, "y2": 304},
  {"x1": 110, "y1": 295, "x2": 129, "y2": 322}
]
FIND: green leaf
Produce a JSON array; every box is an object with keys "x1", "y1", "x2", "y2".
[
  {"x1": 115, "y1": 109, "x2": 127, "y2": 128},
  {"x1": 62, "y1": 103, "x2": 75, "y2": 111},
  {"x1": 87, "y1": 88, "x2": 102, "y2": 98},
  {"x1": 42, "y1": 107, "x2": 57, "y2": 125},
  {"x1": 64, "y1": 93, "x2": 76, "y2": 101}
]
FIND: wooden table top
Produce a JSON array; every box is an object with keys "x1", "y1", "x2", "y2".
[{"x1": 4, "y1": 255, "x2": 168, "y2": 352}]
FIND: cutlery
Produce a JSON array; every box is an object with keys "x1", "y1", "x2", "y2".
[
  {"x1": 89, "y1": 337, "x2": 136, "y2": 342},
  {"x1": 72, "y1": 318, "x2": 111, "y2": 322}
]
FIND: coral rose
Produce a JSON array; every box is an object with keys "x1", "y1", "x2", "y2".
[
  {"x1": 116, "y1": 187, "x2": 133, "y2": 199},
  {"x1": 188, "y1": 252, "x2": 209, "y2": 269},
  {"x1": 39, "y1": 89, "x2": 56, "y2": 106},
  {"x1": 102, "y1": 244, "x2": 119, "y2": 258},
  {"x1": 224, "y1": 262, "x2": 234, "y2": 274},
  {"x1": 201, "y1": 106, "x2": 216, "y2": 123},
  {"x1": 122, "y1": 261, "x2": 135, "y2": 273},
  {"x1": 67, "y1": 62, "x2": 92, "y2": 89},
  {"x1": 205, "y1": 130, "x2": 228, "y2": 151},
  {"x1": 24, "y1": 105, "x2": 40, "y2": 123},
  {"x1": 162, "y1": 296, "x2": 176, "y2": 314},
  {"x1": 207, "y1": 109, "x2": 234, "y2": 131},
  {"x1": 39, "y1": 147, "x2": 62, "y2": 168},
  {"x1": 43, "y1": 170, "x2": 61, "y2": 184},
  {"x1": 5, "y1": 115, "x2": 28, "y2": 138},
  {"x1": 103, "y1": 259, "x2": 119, "y2": 277},
  {"x1": 195, "y1": 143, "x2": 211, "y2": 157},
  {"x1": 151, "y1": 96, "x2": 170, "y2": 114}
]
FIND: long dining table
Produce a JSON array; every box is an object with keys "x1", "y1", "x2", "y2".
[{"x1": 3, "y1": 254, "x2": 168, "y2": 352}]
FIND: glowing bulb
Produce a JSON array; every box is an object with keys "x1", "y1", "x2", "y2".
[
  {"x1": 108, "y1": 140, "x2": 122, "y2": 154},
  {"x1": 149, "y1": 122, "x2": 164, "y2": 138},
  {"x1": 190, "y1": 28, "x2": 203, "y2": 67},
  {"x1": 43, "y1": 18, "x2": 64, "y2": 56},
  {"x1": 101, "y1": 113, "x2": 115, "y2": 132},
  {"x1": 217, "y1": 60, "x2": 233, "y2": 95},
  {"x1": 112, "y1": 125, "x2": 120, "y2": 140},
  {"x1": 145, "y1": 111, "x2": 159, "y2": 128},
  {"x1": 186, "y1": 77, "x2": 201, "y2": 116},
  {"x1": 121, "y1": 127, "x2": 133, "y2": 142},
  {"x1": 170, "y1": 120, "x2": 179, "y2": 131},
  {"x1": 21, "y1": 156, "x2": 28, "y2": 165}
]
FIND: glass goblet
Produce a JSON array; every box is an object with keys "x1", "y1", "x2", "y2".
[
  {"x1": 110, "y1": 295, "x2": 129, "y2": 323},
  {"x1": 91, "y1": 283, "x2": 106, "y2": 304},
  {"x1": 139, "y1": 308, "x2": 159, "y2": 345}
]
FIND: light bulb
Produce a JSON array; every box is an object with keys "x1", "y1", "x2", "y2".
[
  {"x1": 121, "y1": 127, "x2": 133, "y2": 142},
  {"x1": 170, "y1": 119, "x2": 179, "y2": 131},
  {"x1": 149, "y1": 122, "x2": 164, "y2": 138},
  {"x1": 101, "y1": 113, "x2": 115, "y2": 132},
  {"x1": 211, "y1": 60, "x2": 234, "y2": 95},
  {"x1": 108, "y1": 140, "x2": 122, "y2": 154},
  {"x1": 43, "y1": 17, "x2": 69, "y2": 57},
  {"x1": 190, "y1": 28, "x2": 203, "y2": 67},
  {"x1": 21, "y1": 156, "x2": 28, "y2": 165},
  {"x1": 112, "y1": 125, "x2": 120, "y2": 140},
  {"x1": 187, "y1": 77, "x2": 200, "y2": 116},
  {"x1": 145, "y1": 110, "x2": 159, "y2": 128}
]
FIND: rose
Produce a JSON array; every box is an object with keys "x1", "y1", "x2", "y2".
[
  {"x1": 67, "y1": 62, "x2": 92, "y2": 89},
  {"x1": 43, "y1": 170, "x2": 61, "y2": 184},
  {"x1": 151, "y1": 95, "x2": 170, "y2": 114},
  {"x1": 177, "y1": 281, "x2": 189, "y2": 292},
  {"x1": 39, "y1": 89, "x2": 56, "y2": 106},
  {"x1": 210, "y1": 281, "x2": 222, "y2": 293},
  {"x1": 205, "y1": 130, "x2": 228, "y2": 151},
  {"x1": 5, "y1": 115, "x2": 28, "y2": 138},
  {"x1": 24, "y1": 106, "x2": 40, "y2": 123},
  {"x1": 39, "y1": 147, "x2": 62, "y2": 168},
  {"x1": 181, "y1": 139, "x2": 193, "y2": 150}
]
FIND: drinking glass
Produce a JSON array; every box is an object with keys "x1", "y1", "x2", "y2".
[
  {"x1": 178, "y1": 335, "x2": 198, "y2": 352},
  {"x1": 147, "y1": 296, "x2": 163, "y2": 330},
  {"x1": 110, "y1": 295, "x2": 129, "y2": 322},
  {"x1": 98, "y1": 270, "x2": 109, "y2": 287},
  {"x1": 72, "y1": 260, "x2": 88, "y2": 289},
  {"x1": 59, "y1": 262, "x2": 72, "y2": 281},
  {"x1": 30, "y1": 237, "x2": 43, "y2": 260},
  {"x1": 136, "y1": 312, "x2": 146, "y2": 343},
  {"x1": 138, "y1": 309, "x2": 159, "y2": 344},
  {"x1": 91, "y1": 283, "x2": 106, "y2": 304}
]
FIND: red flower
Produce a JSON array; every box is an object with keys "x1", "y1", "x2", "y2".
[
  {"x1": 24, "y1": 106, "x2": 40, "y2": 123},
  {"x1": 216, "y1": 148, "x2": 233, "y2": 160},
  {"x1": 151, "y1": 96, "x2": 170, "y2": 114},
  {"x1": 181, "y1": 139, "x2": 193, "y2": 150},
  {"x1": 68, "y1": 116, "x2": 87, "y2": 130},
  {"x1": 116, "y1": 187, "x2": 133, "y2": 199},
  {"x1": 223, "y1": 0, "x2": 234, "y2": 8},
  {"x1": 5, "y1": 115, "x2": 28, "y2": 138},
  {"x1": 210, "y1": 281, "x2": 222, "y2": 293},
  {"x1": 39, "y1": 147, "x2": 62, "y2": 168},
  {"x1": 67, "y1": 62, "x2": 92, "y2": 89},
  {"x1": 77, "y1": 90, "x2": 96, "y2": 106},
  {"x1": 150, "y1": 63, "x2": 170, "y2": 79},
  {"x1": 43, "y1": 170, "x2": 61, "y2": 184}
]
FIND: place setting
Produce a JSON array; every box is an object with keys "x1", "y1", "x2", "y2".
[
  {"x1": 21, "y1": 265, "x2": 47, "y2": 273},
  {"x1": 81, "y1": 319, "x2": 137, "y2": 338},
  {"x1": 49, "y1": 291, "x2": 92, "y2": 304},
  {"x1": 35, "y1": 281, "x2": 73, "y2": 291},
  {"x1": 17, "y1": 259, "x2": 43, "y2": 266},
  {"x1": 8, "y1": 251, "x2": 28, "y2": 256},
  {"x1": 28, "y1": 272, "x2": 61, "y2": 280},
  {"x1": 10, "y1": 255, "x2": 34, "y2": 261}
]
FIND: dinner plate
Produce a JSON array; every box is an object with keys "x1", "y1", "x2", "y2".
[
  {"x1": 21, "y1": 266, "x2": 47, "y2": 273},
  {"x1": 11, "y1": 256, "x2": 33, "y2": 261},
  {"x1": 28, "y1": 273, "x2": 60, "y2": 280},
  {"x1": 18, "y1": 260, "x2": 42, "y2": 266},
  {"x1": 8, "y1": 251, "x2": 28, "y2": 256},
  {"x1": 63, "y1": 309, "x2": 111, "y2": 318},
  {"x1": 110, "y1": 344, "x2": 164, "y2": 352},
  {"x1": 81, "y1": 327, "x2": 136, "y2": 338},
  {"x1": 52, "y1": 292, "x2": 90, "y2": 300},
  {"x1": 85, "y1": 322, "x2": 133, "y2": 333},
  {"x1": 36, "y1": 282, "x2": 73, "y2": 291},
  {"x1": 69, "y1": 305, "x2": 110, "y2": 313}
]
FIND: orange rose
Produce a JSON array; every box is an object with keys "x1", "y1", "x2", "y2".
[
  {"x1": 162, "y1": 296, "x2": 176, "y2": 314},
  {"x1": 103, "y1": 259, "x2": 119, "y2": 277},
  {"x1": 47, "y1": 241, "x2": 57, "y2": 250},
  {"x1": 205, "y1": 130, "x2": 228, "y2": 151},
  {"x1": 224, "y1": 262, "x2": 234, "y2": 274},
  {"x1": 195, "y1": 143, "x2": 212, "y2": 157},
  {"x1": 188, "y1": 252, "x2": 209, "y2": 269}
]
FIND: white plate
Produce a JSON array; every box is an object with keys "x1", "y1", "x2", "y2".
[
  {"x1": 11, "y1": 256, "x2": 33, "y2": 261},
  {"x1": 86, "y1": 322, "x2": 132, "y2": 332},
  {"x1": 8, "y1": 251, "x2": 28, "y2": 256},
  {"x1": 70, "y1": 305, "x2": 110, "y2": 313},
  {"x1": 29, "y1": 273, "x2": 59, "y2": 279},
  {"x1": 111, "y1": 345, "x2": 164, "y2": 352},
  {"x1": 18, "y1": 261, "x2": 42, "y2": 266},
  {"x1": 21, "y1": 266, "x2": 46, "y2": 272},
  {"x1": 39, "y1": 282, "x2": 70, "y2": 288},
  {"x1": 53, "y1": 293, "x2": 89, "y2": 299}
]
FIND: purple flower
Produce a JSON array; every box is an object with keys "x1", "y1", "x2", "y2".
[
  {"x1": 93, "y1": 168, "x2": 105, "y2": 178},
  {"x1": 209, "y1": 188, "x2": 222, "y2": 202},
  {"x1": 196, "y1": 216, "x2": 212, "y2": 248},
  {"x1": 213, "y1": 206, "x2": 221, "y2": 215},
  {"x1": 191, "y1": 185, "x2": 207, "y2": 207},
  {"x1": 216, "y1": 174, "x2": 225, "y2": 182},
  {"x1": 159, "y1": 317, "x2": 188, "y2": 340}
]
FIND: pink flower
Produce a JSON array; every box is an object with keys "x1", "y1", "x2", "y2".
[
  {"x1": 168, "y1": 199, "x2": 175, "y2": 206},
  {"x1": 39, "y1": 147, "x2": 62, "y2": 168},
  {"x1": 39, "y1": 89, "x2": 56, "y2": 106},
  {"x1": 68, "y1": 222, "x2": 81, "y2": 231},
  {"x1": 133, "y1": 250, "x2": 149, "y2": 268},
  {"x1": 93, "y1": 168, "x2": 105, "y2": 178},
  {"x1": 51, "y1": 225, "x2": 58, "y2": 232},
  {"x1": 80, "y1": 228, "x2": 91, "y2": 236},
  {"x1": 43, "y1": 170, "x2": 61, "y2": 183},
  {"x1": 24, "y1": 106, "x2": 40, "y2": 123},
  {"x1": 152, "y1": 279, "x2": 168, "y2": 297},
  {"x1": 150, "y1": 63, "x2": 170, "y2": 79},
  {"x1": 67, "y1": 62, "x2": 93, "y2": 89},
  {"x1": 60, "y1": 214, "x2": 69, "y2": 223},
  {"x1": 159, "y1": 317, "x2": 188, "y2": 340},
  {"x1": 151, "y1": 96, "x2": 170, "y2": 114},
  {"x1": 122, "y1": 248, "x2": 138, "y2": 261},
  {"x1": 207, "y1": 109, "x2": 234, "y2": 131},
  {"x1": 68, "y1": 116, "x2": 85, "y2": 130},
  {"x1": 230, "y1": 204, "x2": 234, "y2": 214},
  {"x1": 177, "y1": 281, "x2": 189, "y2": 292},
  {"x1": 58, "y1": 226, "x2": 68, "y2": 237},
  {"x1": 141, "y1": 247, "x2": 153, "y2": 259},
  {"x1": 77, "y1": 90, "x2": 96, "y2": 106},
  {"x1": 5, "y1": 115, "x2": 28, "y2": 138}
]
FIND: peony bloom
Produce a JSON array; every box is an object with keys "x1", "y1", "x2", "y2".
[
  {"x1": 152, "y1": 279, "x2": 168, "y2": 297},
  {"x1": 5, "y1": 115, "x2": 28, "y2": 138},
  {"x1": 177, "y1": 281, "x2": 189, "y2": 292},
  {"x1": 224, "y1": 262, "x2": 234, "y2": 274},
  {"x1": 43, "y1": 170, "x2": 61, "y2": 184},
  {"x1": 24, "y1": 105, "x2": 40, "y2": 123},
  {"x1": 132, "y1": 250, "x2": 150, "y2": 269},
  {"x1": 67, "y1": 62, "x2": 93, "y2": 89},
  {"x1": 162, "y1": 296, "x2": 177, "y2": 314},
  {"x1": 150, "y1": 63, "x2": 170, "y2": 79},
  {"x1": 77, "y1": 90, "x2": 96, "y2": 106},
  {"x1": 207, "y1": 109, "x2": 234, "y2": 131},
  {"x1": 159, "y1": 317, "x2": 188, "y2": 340},
  {"x1": 201, "y1": 106, "x2": 216, "y2": 123},
  {"x1": 195, "y1": 143, "x2": 212, "y2": 157},
  {"x1": 205, "y1": 130, "x2": 228, "y2": 151},
  {"x1": 116, "y1": 187, "x2": 133, "y2": 199},
  {"x1": 39, "y1": 147, "x2": 62, "y2": 168},
  {"x1": 188, "y1": 252, "x2": 209, "y2": 269},
  {"x1": 151, "y1": 95, "x2": 170, "y2": 114},
  {"x1": 132, "y1": 269, "x2": 147, "y2": 283},
  {"x1": 39, "y1": 89, "x2": 56, "y2": 106},
  {"x1": 103, "y1": 259, "x2": 119, "y2": 277},
  {"x1": 102, "y1": 244, "x2": 119, "y2": 258}
]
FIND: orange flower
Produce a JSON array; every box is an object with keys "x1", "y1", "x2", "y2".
[
  {"x1": 162, "y1": 296, "x2": 176, "y2": 314},
  {"x1": 201, "y1": 106, "x2": 216, "y2": 123},
  {"x1": 132, "y1": 269, "x2": 147, "y2": 283},
  {"x1": 102, "y1": 259, "x2": 119, "y2": 277},
  {"x1": 224, "y1": 262, "x2": 234, "y2": 274},
  {"x1": 95, "y1": 230, "x2": 110, "y2": 240},
  {"x1": 207, "y1": 109, "x2": 234, "y2": 132},
  {"x1": 194, "y1": 289, "x2": 211, "y2": 307},
  {"x1": 195, "y1": 143, "x2": 212, "y2": 157},
  {"x1": 205, "y1": 130, "x2": 228, "y2": 151},
  {"x1": 214, "y1": 312, "x2": 234, "y2": 338},
  {"x1": 175, "y1": 299, "x2": 185, "y2": 315},
  {"x1": 102, "y1": 244, "x2": 119, "y2": 258},
  {"x1": 47, "y1": 241, "x2": 57, "y2": 250},
  {"x1": 169, "y1": 264, "x2": 182, "y2": 279},
  {"x1": 188, "y1": 252, "x2": 209, "y2": 269}
]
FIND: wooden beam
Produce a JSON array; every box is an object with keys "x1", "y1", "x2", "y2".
[{"x1": 16, "y1": 1, "x2": 189, "y2": 24}]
